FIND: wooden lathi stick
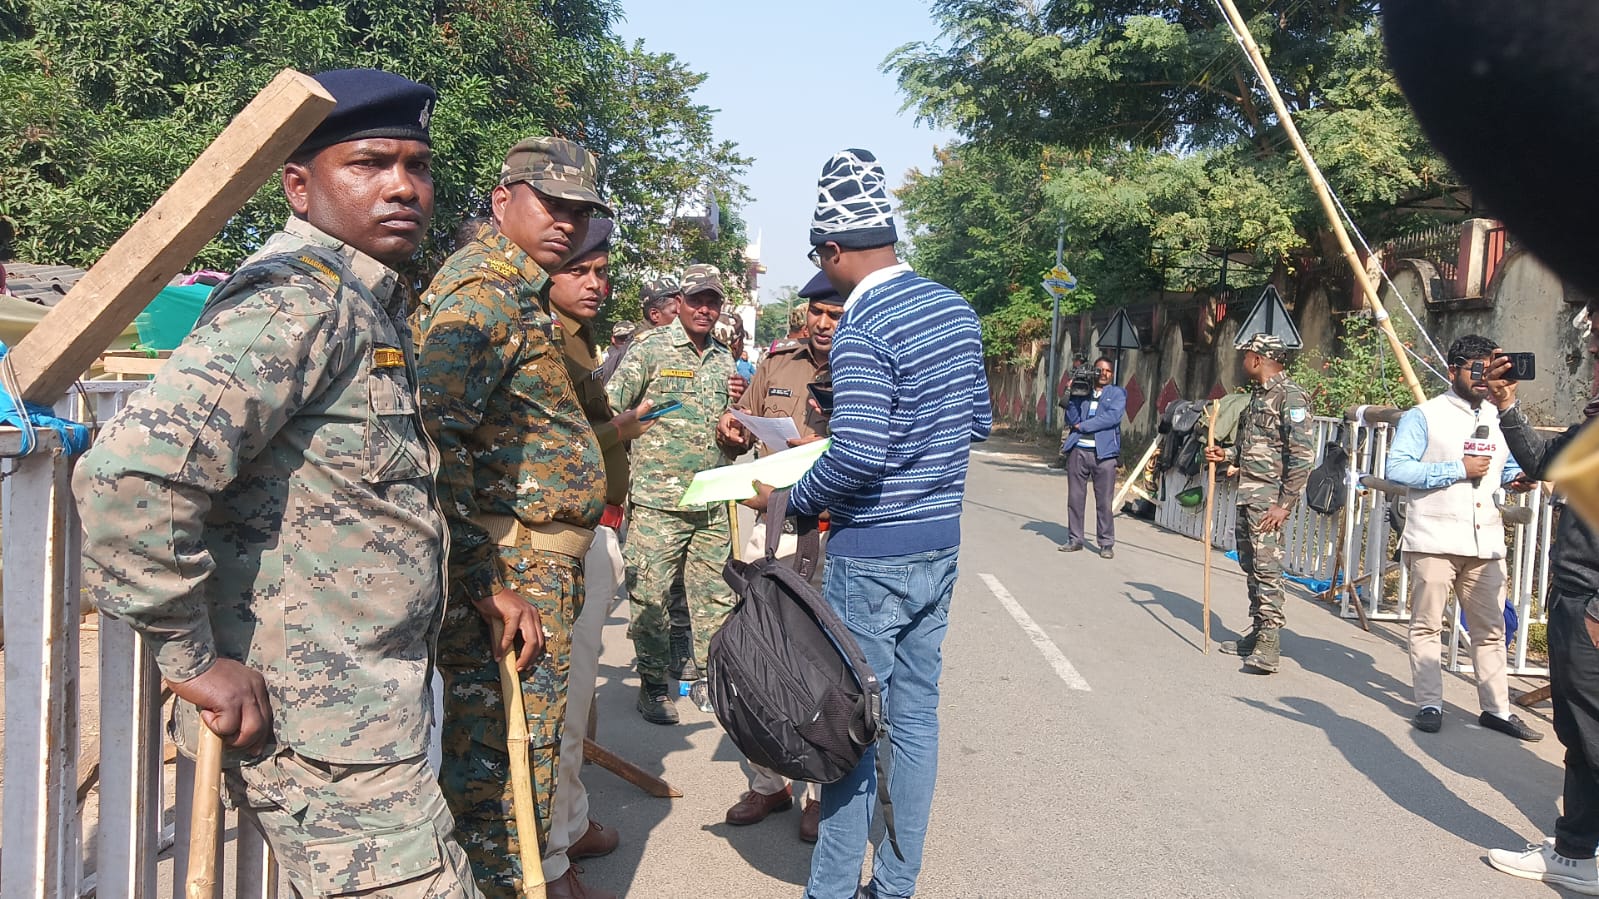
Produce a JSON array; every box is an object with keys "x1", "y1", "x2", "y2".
[
  {"x1": 492, "y1": 621, "x2": 547, "y2": 899},
  {"x1": 1201, "y1": 401, "x2": 1219, "y2": 653},
  {"x1": 184, "y1": 722, "x2": 225, "y2": 899},
  {"x1": 583, "y1": 738, "x2": 684, "y2": 799}
]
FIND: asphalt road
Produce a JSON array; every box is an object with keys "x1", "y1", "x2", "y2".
[{"x1": 575, "y1": 437, "x2": 1571, "y2": 899}]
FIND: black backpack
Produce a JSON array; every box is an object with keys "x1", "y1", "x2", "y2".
[
  {"x1": 1158, "y1": 400, "x2": 1207, "y2": 477},
  {"x1": 1305, "y1": 440, "x2": 1349, "y2": 515},
  {"x1": 706, "y1": 490, "x2": 901, "y2": 853}
]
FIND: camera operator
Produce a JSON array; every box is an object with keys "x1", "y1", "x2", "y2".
[
  {"x1": 1058, "y1": 356, "x2": 1125, "y2": 558},
  {"x1": 1484, "y1": 302, "x2": 1599, "y2": 890}
]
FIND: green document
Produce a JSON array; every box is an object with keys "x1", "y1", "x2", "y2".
[{"x1": 678, "y1": 439, "x2": 832, "y2": 505}]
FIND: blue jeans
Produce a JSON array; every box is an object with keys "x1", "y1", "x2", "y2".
[{"x1": 805, "y1": 547, "x2": 959, "y2": 899}]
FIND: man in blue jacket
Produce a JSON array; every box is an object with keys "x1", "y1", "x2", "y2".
[{"x1": 1059, "y1": 357, "x2": 1125, "y2": 558}]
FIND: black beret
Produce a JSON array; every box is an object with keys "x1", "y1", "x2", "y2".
[
  {"x1": 561, "y1": 218, "x2": 613, "y2": 267},
  {"x1": 798, "y1": 270, "x2": 843, "y2": 305},
  {"x1": 298, "y1": 69, "x2": 436, "y2": 155}
]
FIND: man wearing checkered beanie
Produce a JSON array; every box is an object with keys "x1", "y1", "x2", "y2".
[{"x1": 771, "y1": 149, "x2": 992, "y2": 899}]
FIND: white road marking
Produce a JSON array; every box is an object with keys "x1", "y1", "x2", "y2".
[{"x1": 978, "y1": 573, "x2": 1092, "y2": 692}]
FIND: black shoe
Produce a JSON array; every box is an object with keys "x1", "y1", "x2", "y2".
[
  {"x1": 1099, "y1": 546, "x2": 1115, "y2": 559},
  {"x1": 1058, "y1": 541, "x2": 1083, "y2": 553},
  {"x1": 1480, "y1": 711, "x2": 1543, "y2": 741},
  {"x1": 668, "y1": 625, "x2": 697, "y2": 680},
  {"x1": 1413, "y1": 707, "x2": 1443, "y2": 733},
  {"x1": 637, "y1": 683, "x2": 679, "y2": 725}
]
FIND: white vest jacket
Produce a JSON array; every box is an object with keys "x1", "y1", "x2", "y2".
[{"x1": 1400, "y1": 393, "x2": 1510, "y2": 559}]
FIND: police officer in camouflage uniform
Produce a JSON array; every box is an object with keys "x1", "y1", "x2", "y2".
[
  {"x1": 414, "y1": 136, "x2": 624, "y2": 899},
  {"x1": 1206, "y1": 333, "x2": 1316, "y2": 673},
  {"x1": 607, "y1": 264, "x2": 744, "y2": 723},
  {"x1": 74, "y1": 69, "x2": 481, "y2": 898}
]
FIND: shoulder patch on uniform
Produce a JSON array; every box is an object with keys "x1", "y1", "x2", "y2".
[
  {"x1": 660, "y1": 368, "x2": 695, "y2": 379},
  {"x1": 373, "y1": 346, "x2": 406, "y2": 369},
  {"x1": 1288, "y1": 407, "x2": 1308, "y2": 423},
  {"x1": 484, "y1": 257, "x2": 521, "y2": 280}
]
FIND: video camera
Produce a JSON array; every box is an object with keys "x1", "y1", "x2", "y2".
[{"x1": 1067, "y1": 355, "x2": 1097, "y2": 399}]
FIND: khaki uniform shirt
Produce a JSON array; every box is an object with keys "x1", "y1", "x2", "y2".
[
  {"x1": 413, "y1": 224, "x2": 605, "y2": 601},
  {"x1": 555, "y1": 309, "x2": 630, "y2": 505},
  {"x1": 74, "y1": 217, "x2": 445, "y2": 764},
  {"x1": 605, "y1": 319, "x2": 734, "y2": 511},
  {"x1": 736, "y1": 338, "x2": 830, "y2": 440}
]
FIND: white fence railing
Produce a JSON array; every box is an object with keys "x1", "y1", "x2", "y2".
[
  {"x1": 1152, "y1": 409, "x2": 1556, "y2": 678},
  {"x1": 1, "y1": 380, "x2": 280, "y2": 899}
]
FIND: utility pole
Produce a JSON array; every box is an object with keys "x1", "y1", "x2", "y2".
[{"x1": 1046, "y1": 217, "x2": 1066, "y2": 432}]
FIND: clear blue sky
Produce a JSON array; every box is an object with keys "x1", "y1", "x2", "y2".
[{"x1": 615, "y1": 1, "x2": 957, "y2": 304}]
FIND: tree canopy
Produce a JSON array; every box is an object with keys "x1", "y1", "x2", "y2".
[
  {"x1": 0, "y1": 0, "x2": 751, "y2": 327},
  {"x1": 888, "y1": 0, "x2": 1461, "y2": 358}
]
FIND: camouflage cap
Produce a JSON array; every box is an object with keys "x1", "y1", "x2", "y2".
[
  {"x1": 713, "y1": 312, "x2": 745, "y2": 345},
  {"x1": 1239, "y1": 333, "x2": 1290, "y2": 362},
  {"x1": 681, "y1": 263, "x2": 726, "y2": 300},
  {"x1": 611, "y1": 320, "x2": 638, "y2": 341},
  {"x1": 789, "y1": 306, "x2": 809, "y2": 331},
  {"x1": 641, "y1": 276, "x2": 682, "y2": 302},
  {"x1": 499, "y1": 136, "x2": 613, "y2": 215}
]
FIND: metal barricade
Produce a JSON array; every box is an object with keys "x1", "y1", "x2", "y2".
[
  {"x1": 1, "y1": 379, "x2": 280, "y2": 899},
  {"x1": 1152, "y1": 402, "x2": 1557, "y2": 681},
  {"x1": 1155, "y1": 415, "x2": 1345, "y2": 581}
]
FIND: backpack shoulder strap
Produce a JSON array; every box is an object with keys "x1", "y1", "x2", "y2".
[{"x1": 765, "y1": 489, "x2": 790, "y2": 560}]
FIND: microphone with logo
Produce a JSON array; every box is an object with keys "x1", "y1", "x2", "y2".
[{"x1": 1466, "y1": 424, "x2": 1491, "y2": 488}]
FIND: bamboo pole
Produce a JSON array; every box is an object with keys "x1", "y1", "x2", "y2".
[
  {"x1": 184, "y1": 722, "x2": 225, "y2": 899},
  {"x1": 491, "y1": 620, "x2": 547, "y2": 899},
  {"x1": 1214, "y1": 0, "x2": 1427, "y2": 406},
  {"x1": 1201, "y1": 402, "x2": 1219, "y2": 654}
]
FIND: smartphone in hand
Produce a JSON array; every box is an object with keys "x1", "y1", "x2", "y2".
[
  {"x1": 806, "y1": 382, "x2": 835, "y2": 415},
  {"x1": 639, "y1": 400, "x2": 684, "y2": 421}
]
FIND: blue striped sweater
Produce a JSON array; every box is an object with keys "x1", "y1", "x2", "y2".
[{"x1": 789, "y1": 270, "x2": 992, "y2": 557}]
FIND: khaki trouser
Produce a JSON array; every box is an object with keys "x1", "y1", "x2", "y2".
[
  {"x1": 741, "y1": 514, "x2": 821, "y2": 803},
  {"x1": 1405, "y1": 551, "x2": 1510, "y2": 717},
  {"x1": 544, "y1": 525, "x2": 625, "y2": 881}
]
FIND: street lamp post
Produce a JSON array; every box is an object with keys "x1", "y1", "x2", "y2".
[{"x1": 1045, "y1": 218, "x2": 1066, "y2": 432}]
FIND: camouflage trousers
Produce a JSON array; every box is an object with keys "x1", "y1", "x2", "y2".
[
  {"x1": 1235, "y1": 503, "x2": 1287, "y2": 628},
  {"x1": 625, "y1": 502, "x2": 736, "y2": 684},
  {"x1": 437, "y1": 548, "x2": 583, "y2": 899},
  {"x1": 228, "y1": 752, "x2": 480, "y2": 899}
]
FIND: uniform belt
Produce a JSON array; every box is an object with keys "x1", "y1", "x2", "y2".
[
  {"x1": 599, "y1": 504, "x2": 624, "y2": 530},
  {"x1": 475, "y1": 514, "x2": 596, "y2": 559}
]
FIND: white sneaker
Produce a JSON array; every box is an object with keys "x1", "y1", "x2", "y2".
[{"x1": 1488, "y1": 841, "x2": 1599, "y2": 894}]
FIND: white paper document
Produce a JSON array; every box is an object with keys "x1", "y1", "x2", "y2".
[{"x1": 730, "y1": 409, "x2": 802, "y2": 453}]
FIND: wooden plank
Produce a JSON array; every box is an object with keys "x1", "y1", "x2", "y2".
[
  {"x1": 100, "y1": 352, "x2": 171, "y2": 377},
  {"x1": 10, "y1": 69, "x2": 334, "y2": 404}
]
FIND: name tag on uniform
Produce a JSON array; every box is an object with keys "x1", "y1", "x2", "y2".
[
  {"x1": 768, "y1": 387, "x2": 792, "y2": 397},
  {"x1": 661, "y1": 368, "x2": 696, "y2": 379},
  {"x1": 373, "y1": 347, "x2": 406, "y2": 369}
]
